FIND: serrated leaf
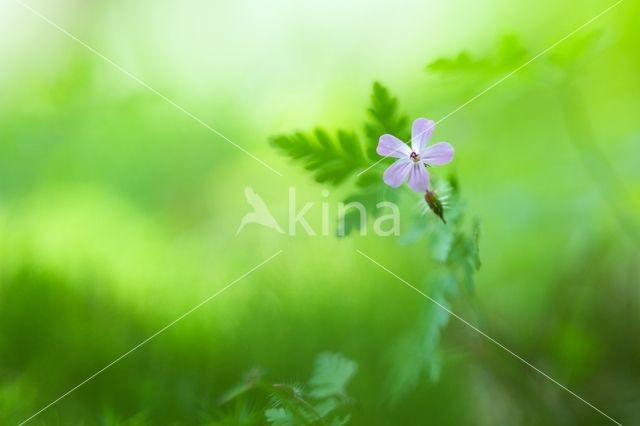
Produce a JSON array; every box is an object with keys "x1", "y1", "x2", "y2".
[
  {"x1": 426, "y1": 34, "x2": 528, "y2": 79},
  {"x1": 265, "y1": 408, "x2": 297, "y2": 426},
  {"x1": 270, "y1": 129, "x2": 368, "y2": 186},
  {"x1": 308, "y1": 353, "x2": 358, "y2": 400},
  {"x1": 363, "y1": 82, "x2": 409, "y2": 161},
  {"x1": 427, "y1": 51, "x2": 489, "y2": 75}
]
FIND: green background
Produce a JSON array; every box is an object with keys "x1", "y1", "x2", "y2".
[{"x1": 1, "y1": 0, "x2": 638, "y2": 424}]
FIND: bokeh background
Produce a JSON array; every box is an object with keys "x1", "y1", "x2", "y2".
[{"x1": 1, "y1": 0, "x2": 639, "y2": 424}]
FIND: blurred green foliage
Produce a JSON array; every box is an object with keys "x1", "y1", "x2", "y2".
[
  {"x1": 1, "y1": 1, "x2": 640, "y2": 425},
  {"x1": 272, "y1": 82, "x2": 482, "y2": 409}
]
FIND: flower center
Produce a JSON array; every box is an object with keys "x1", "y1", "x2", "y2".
[{"x1": 410, "y1": 151, "x2": 420, "y2": 163}]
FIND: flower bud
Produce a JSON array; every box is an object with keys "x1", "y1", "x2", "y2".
[{"x1": 424, "y1": 190, "x2": 446, "y2": 224}]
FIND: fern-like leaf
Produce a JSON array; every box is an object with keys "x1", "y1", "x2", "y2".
[
  {"x1": 426, "y1": 34, "x2": 527, "y2": 78},
  {"x1": 363, "y1": 82, "x2": 409, "y2": 161},
  {"x1": 262, "y1": 353, "x2": 358, "y2": 426},
  {"x1": 265, "y1": 408, "x2": 297, "y2": 426},
  {"x1": 270, "y1": 129, "x2": 368, "y2": 185},
  {"x1": 308, "y1": 352, "x2": 358, "y2": 399}
]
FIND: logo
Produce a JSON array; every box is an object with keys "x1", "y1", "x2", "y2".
[
  {"x1": 236, "y1": 187, "x2": 285, "y2": 235},
  {"x1": 236, "y1": 187, "x2": 400, "y2": 237}
]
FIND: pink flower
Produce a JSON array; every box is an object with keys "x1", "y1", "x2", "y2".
[{"x1": 376, "y1": 118, "x2": 454, "y2": 192}]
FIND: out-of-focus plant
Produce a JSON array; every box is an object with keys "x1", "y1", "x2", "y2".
[
  {"x1": 230, "y1": 28, "x2": 638, "y2": 422},
  {"x1": 270, "y1": 82, "x2": 407, "y2": 236},
  {"x1": 213, "y1": 353, "x2": 357, "y2": 425},
  {"x1": 426, "y1": 32, "x2": 640, "y2": 248},
  {"x1": 270, "y1": 80, "x2": 481, "y2": 401}
]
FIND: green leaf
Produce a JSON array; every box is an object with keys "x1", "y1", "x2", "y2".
[
  {"x1": 270, "y1": 129, "x2": 368, "y2": 185},
  {"x1": 387, "y1": 274, "x2": 452, "y2": 401},
  {"x1": 427, "y1": 51, "x2": 488, "y2": 75},
  {"x1": 330, "y1": 414, "x2": 352, "y2": 426},
  {"x1": 447, "y1": 219, "x2": 481, "y2": 294},
  {"x1": 387, "y1": 331, "x2": 426, "y2": 400},
  {"x1": 263, "y1": 354, "x2": 357, "y2": 426},
  {"x1": 428, "y1": 222, "x2": 455, "y2": 262},
  {"x1": 426, "y1": 34, "x2": 528, "y2": 78},
  {"x1": 363, "y1": 82, "x2": 409, "y2": 161},
  {"x1": 313, "y1": 397, "x2": 340, "y2": 417},
  {"x1": 266, "y1": 386, "x2": 316, "y2": 426},
  {"x1": 308, "y1": 352, "x2": 358, "y2": 399},
  {"x1": 265, "y1": 408, "x2": 297, "y2": 426}
]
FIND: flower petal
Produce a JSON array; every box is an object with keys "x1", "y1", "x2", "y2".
[
  {"x1": 422, "y1": 142, "x2": 454, "y2": 165},
  {"x1": 377, "y1": 134, "x2": 411, "y2": 158},
  {"x1": 407, "y1": 163, "x2": 430, "y2": 192},
  {"x1": 411, "y1": 118, "x2": 436, "y2": 153},
  {"x1": 383, "y1": 158, "x2": 412, "y2": 187}
]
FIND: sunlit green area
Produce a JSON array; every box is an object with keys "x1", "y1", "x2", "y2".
[{"x1": 1, "y1": 0, "x2": 639, "y2": 424}]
